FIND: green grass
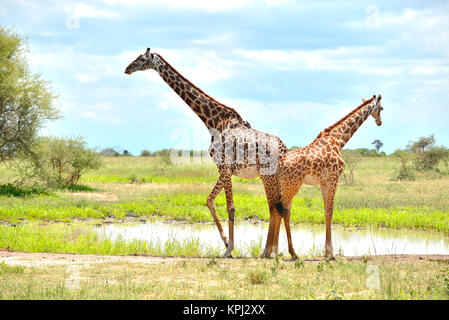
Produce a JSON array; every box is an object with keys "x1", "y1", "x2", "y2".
[
  {"x1": 0, "y1": 186, "x2": 447, "y2": 232},
  {"x1": 0, "y1": 156, "x2": 448, "y2": 300},
  {"x1": 0, "y1": 256, "x2": 448, "y2": 299},
  {"x1": 0, "y1": 156, "x2": 448, "y2": 233},
  {"x1": 0, "y1": 222, "x2": 222, "y2": 257},
  {"x1": 0, "y1": 183, "x2": 49, "y2": 197}
]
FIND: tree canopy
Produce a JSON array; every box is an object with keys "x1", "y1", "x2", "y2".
[{"x1": 0, "y1": 26, "x2": 59, "y2": 161}]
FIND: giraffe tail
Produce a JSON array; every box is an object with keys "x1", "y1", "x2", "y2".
[{"x1": 274, "y1": 202, "x2": 289, "y2": 217}]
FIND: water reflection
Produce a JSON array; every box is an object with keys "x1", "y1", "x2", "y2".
[{"x1": 98, "y1": 220, "x2": 449, "y2": 257}]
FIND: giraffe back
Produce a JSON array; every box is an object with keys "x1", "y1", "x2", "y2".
[{"x1": 209, "y1": 119, "x2": 288, "y2": 177}]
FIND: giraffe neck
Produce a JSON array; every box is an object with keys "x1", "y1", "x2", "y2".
[
  {"x1": 324, "y1": 98, "x2": 375, "y2": 149},
  {"x1": 153, "y1": 53, "x2": 246, "y2": 131}
]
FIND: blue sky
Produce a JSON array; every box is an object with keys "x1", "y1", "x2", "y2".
[{"x1": 1, "y1": 0, "x2": 448, "y2": 155}]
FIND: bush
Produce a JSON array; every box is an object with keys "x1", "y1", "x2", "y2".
[
  {"x1": 100, "y1": 148, "x2": 119, "y2": 156},
  {"x1": 15, "y1": 136, "x2": 102, "y2": 187},
  {"x1": 407, "y1": 135, "x2": 449, "y2": 172},
  {"x1": 352, "y1": 148, "x2": 385, "y2": 157},
  {"x1": 341, "y1": 150, "x2": 362, "y2": 185},
  {"x1": 140, "y1": 149, "x2": 152, "y2": 156},
  {"x1": 393, "y1": 149, "x2": 416, "y2": 181},
  {"x1": 414, "y1": 146, "x2": 449, "y2": 172}
]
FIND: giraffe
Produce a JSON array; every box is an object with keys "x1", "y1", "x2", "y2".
[
  {"x1": 263, "y1": 95, "x2": 384, "y2": 259},
  {"x1": 124, "y1": 48, "x2": 287, "y2": 257}
]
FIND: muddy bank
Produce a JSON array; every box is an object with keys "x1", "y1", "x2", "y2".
[{"x1": 1, "y1": 250, "x2": 448, "y2": 267}]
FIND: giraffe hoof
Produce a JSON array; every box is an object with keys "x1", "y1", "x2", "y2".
[{"x1": 324, "y1": 255, "x2": 335, "y2": 261}]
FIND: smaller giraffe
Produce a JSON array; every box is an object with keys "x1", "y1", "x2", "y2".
[{"x1": 265, "y1": 95, "x2": 384, "y2": 259}]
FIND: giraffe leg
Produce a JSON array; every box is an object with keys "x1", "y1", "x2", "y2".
[
  {"x1": 260, "y1": 206, "x2": 278, "y2": 258},
  {"x1": 272, "y1": 212, "x2": 283, "y2": 255},
  {"x1": 221, "y1": 171, "x2": 235, "y2": 258},
  {"x1": 283, "y1": 201, "x2": 298, "y2": 259},
  {"x1": 273, "y1": 182, "x2": 301, "y2": 259},
  {"x1": 206, "y1": 177, "x2": 228, "y2": 249},
  {"x1": 259, "y1": 175, "x2": 282, "y2": 258},
  {"x1": 321, "y1": 180, "x2": 338, "y2": 260}
]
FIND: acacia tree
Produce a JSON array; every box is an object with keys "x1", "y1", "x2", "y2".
[
  {"x1": 407, "y1": 134, "x2": 449, "y2": 171},
  {"x1": 0, "y1": 26, "x2": 59, "y2": 161},
  {"x1": 371, "y1": 139, "x2": 383, "y2": 153}
]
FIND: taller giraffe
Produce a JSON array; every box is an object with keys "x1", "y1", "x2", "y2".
[
  {"x1": 264, "y1": 95, "x2": 384, "y2": 259},
  {"x1": 125, "y1": 48, "x2": 287, "y2": 257}
]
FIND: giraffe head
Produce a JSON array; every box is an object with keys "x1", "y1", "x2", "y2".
[
  {"x1": 370, "y1": 94, "x2": 383, "y2": 126},
  {"x1": 362, "y1": 94, "x2": 383, "y2": 126},
  {"x1": 124, "y1": 48, "x2": 157, "y2": 74}
]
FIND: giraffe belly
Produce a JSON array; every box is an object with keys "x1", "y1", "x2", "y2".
[
  {"x1": 235, "y1": 165, "x2": 259, "y2": 179},
  {"x1": 304, "y1": 174, "x2": 320, "y2": 185}
]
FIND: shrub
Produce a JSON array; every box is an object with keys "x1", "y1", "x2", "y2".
[
  {"x1": 341, "y1": 150, "x2": 362, "y2": 185},
  {"x1": 414, "y1": 146, "x2": 449, "y2": 172},
  {"x1": 140, "y1": 149, "x2": 152, "y2": 157},
  {"x1": 393, "y1": 149, "x2": 415, "y2": 181},
  {"x1": 15, "y1": 136, "x2": 102, "y2": 187},
  {"x1": 407, "y1": 135, "x2": 449, "y2": 172}
]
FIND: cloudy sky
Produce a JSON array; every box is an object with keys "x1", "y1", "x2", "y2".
[{"x1": 2, "y1": 0, "x2": 448, "y2": 154}]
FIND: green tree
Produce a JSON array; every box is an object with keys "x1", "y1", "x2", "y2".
[
  {"x1": 393, "y1": 149, "x2": 416, "y2": 181},
  {"x1": 140, "y1": 149, "x2": 152, "y2": 156},
  {"x1": 407, "y1": 134, "x2": 449, "y2": 171},
  {"x1": 371, "y1": 139, "x2": 383, "y2": 153},
  {"x1": 15, "y1": 136, "x2": 102, "y2": 187},
  {"x1": 0, "y1": 26, "x2": 59, "y2": 161},
  {"x1": 407, "y1": 134, "x2": 435, "y2": 154}
]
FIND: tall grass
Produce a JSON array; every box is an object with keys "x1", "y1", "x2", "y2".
[
  {"x1": 0, "y1": 223, "x2": 222, "y2": 257},
  {"x1": 0, "y1": 156, "x2": 448, "y2": 232}
]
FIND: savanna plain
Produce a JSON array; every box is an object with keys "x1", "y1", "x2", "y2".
[{"x1": 0, "y1": 156, "x2": 448, "y2": 299}]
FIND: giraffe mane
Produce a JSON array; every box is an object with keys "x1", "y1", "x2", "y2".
[
  {"x1": 316, "y1": 96, "x2": 375, "y2": 139},
  {"x1": 156, "y1": 53, "x2": 247, "y2": 124}
]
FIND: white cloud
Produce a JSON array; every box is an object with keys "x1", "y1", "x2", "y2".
[
  {"x1": 235, "y1": 46, "x2": 404, "y2": 75},
  {"x1": 191, "y1": 33, "x2": 235, "y2": 45},
  {"x1": 409, "y1": 63, "x2": 449, "y2": 75},
  {"x1": 102, "y1": 0, "x2": 253, "y2": 12},
  {"x1": 80, "y1": 102, "x2": 122, "y2": 124},
  {"x1": 219, "y1": 97, "x2": 353, "y2": 134},
  {"x1": 68, "y1": 2, "x2": 118, "y2": 19},
  {"x1": 148, "y1": 48, "x2": 233, "y2": 83},
  {"x1": 348, "y1": 5, "x2": 449, "y2": 55},
  {"x1": 29, "y1": 46, "x2": 132, "y2": 84}
]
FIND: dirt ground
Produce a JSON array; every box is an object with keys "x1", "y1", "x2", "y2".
[{"x1": 1, "y1": 250, "x2": 448, "y2": 268}]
